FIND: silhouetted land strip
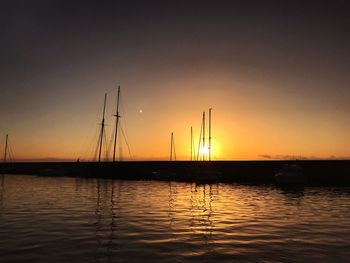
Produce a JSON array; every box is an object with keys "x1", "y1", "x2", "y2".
[{"x1": 0, "y1": 160, "x2": 350, "y2": 185}]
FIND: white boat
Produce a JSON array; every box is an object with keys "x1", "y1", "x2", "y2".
[{"x1": 275, "y1": 164, "x2": 306, "y2": 184}]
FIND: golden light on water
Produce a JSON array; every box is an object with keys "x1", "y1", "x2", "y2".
[{"x1": 2, "y1": 170, "x2": 350, "y2": 261}]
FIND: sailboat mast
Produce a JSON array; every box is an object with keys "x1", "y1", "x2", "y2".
[
  {"x1": 98, "y1": 93, "x2": 107, "y2": 162},
  {"x1": 3, "y1": 134, "x2": 8, "y2": 163},
  {"x1": 170, "y1": 132, "x2": 173, "y2": 161},
  {"x1": 190, "y1": 127, "x2": 193, "y2": 161},
  {"x1": 113, "y1": 86, "x2": 121, "y2": 162},
  {"x1": 197, "y1": 118, "x2": 203, "y2": 161},
  {"x1": 209, "y1": 108, "x2": 212, "y2": 161},
  {"x1": 202, "y1": 111, "x2": 205, "y2": 161},
  {"x1": 173, "y1": 133, "x2": 176, "y2": 161}
]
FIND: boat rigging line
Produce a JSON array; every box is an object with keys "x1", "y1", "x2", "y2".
[
  {"x1": 97, "y1": 93, "x2": 107, "y2": 162},
  {"x1": 197, "y1": 115, "x2": 203, "y2": 161},
  {"x1": 120, "y1": 125, "x2": 133, "y2": 161},
  {"x1": 190, "y1": 126, "x2": 196, "y2": 161},
  {"x1": 3, "y1": 134, "x2": 8, "y2": 163},
  {"x1": 3, "y1": 134, "x2": 14, "y2": 163}
]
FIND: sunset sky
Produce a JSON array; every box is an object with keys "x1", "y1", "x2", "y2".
[{"x1": 1, "y1": 0, "x2": 350, "y2": 161}]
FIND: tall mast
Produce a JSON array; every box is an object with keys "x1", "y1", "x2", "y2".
[
  {"x1": 98, "y1": 93, "x2": 107, "y2": 162},
  {"x1": 190, "y1": 127, "x2": 193, "y2": 161},
  {"x1": 197, "y1": 117, "x2": 203, "y2": 161},
  {"x1": 3, "y1": 134, "x2": 8, "y2": 163},
  {"x1": 202, "y1": 111, "x2": 205, "y2": 161},
  {"x1": 170, "y1": 132, "x2": 173, "y2": 161},
  {"x1": 173, "y1": 133, "x2": 176, "y2": 161},
  {"x1": 113, "y1": 86, "x2": 121, "y2": 162},
  {"x1": 209, "y1": 108, "x2": 212, "y2": 161}
]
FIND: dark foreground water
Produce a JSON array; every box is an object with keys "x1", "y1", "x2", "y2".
[{"x1": 0, "y1": 175, "x2": 350, "y2": 262}]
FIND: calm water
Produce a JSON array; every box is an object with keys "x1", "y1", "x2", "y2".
[{"x1": 0, "y1": 175, "x2": 350, "y2": 262}]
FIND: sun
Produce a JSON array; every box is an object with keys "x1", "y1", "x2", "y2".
[
  {"x1": 199, "y1": 145, "x2": 209, "y2": 157},
  {"x1": 196, "y1": 143, "x2": 219, "y2": 160}
]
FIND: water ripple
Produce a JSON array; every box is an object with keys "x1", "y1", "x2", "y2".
[{"x1": 0, "y1": 175, "x2": 350, "y2": 262}]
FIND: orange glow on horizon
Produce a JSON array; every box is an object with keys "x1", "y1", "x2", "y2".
[{"x1": 3, "y1": 74, "x2": 350, "y2": 161}]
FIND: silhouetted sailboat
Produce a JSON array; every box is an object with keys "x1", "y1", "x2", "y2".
[
  {"x1": 91, "y1": 87, "x2": 131, "y2": 162},
  {"x1": 197, "y1": 108, "x2": 213, "y2": 161},
  {"x1": 153, "y1": 108, "x2": 220, "y2": 180}
]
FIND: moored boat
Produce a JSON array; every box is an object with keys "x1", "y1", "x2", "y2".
[{"x1": 275, "y1": 164, "x2": 306, "y2": 184}]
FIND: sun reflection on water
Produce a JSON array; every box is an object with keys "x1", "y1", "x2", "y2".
[{"x1": 0, "y1": 175, "x2": 350, "y2": 262}]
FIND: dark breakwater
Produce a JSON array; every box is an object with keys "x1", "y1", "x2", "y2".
[{"x1": 1, "y1": 160, "x2": 350, "y2": 185}]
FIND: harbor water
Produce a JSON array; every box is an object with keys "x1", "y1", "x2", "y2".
[{"x1": 0, "y1": 174, "x2": 350, "y2": 262}]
